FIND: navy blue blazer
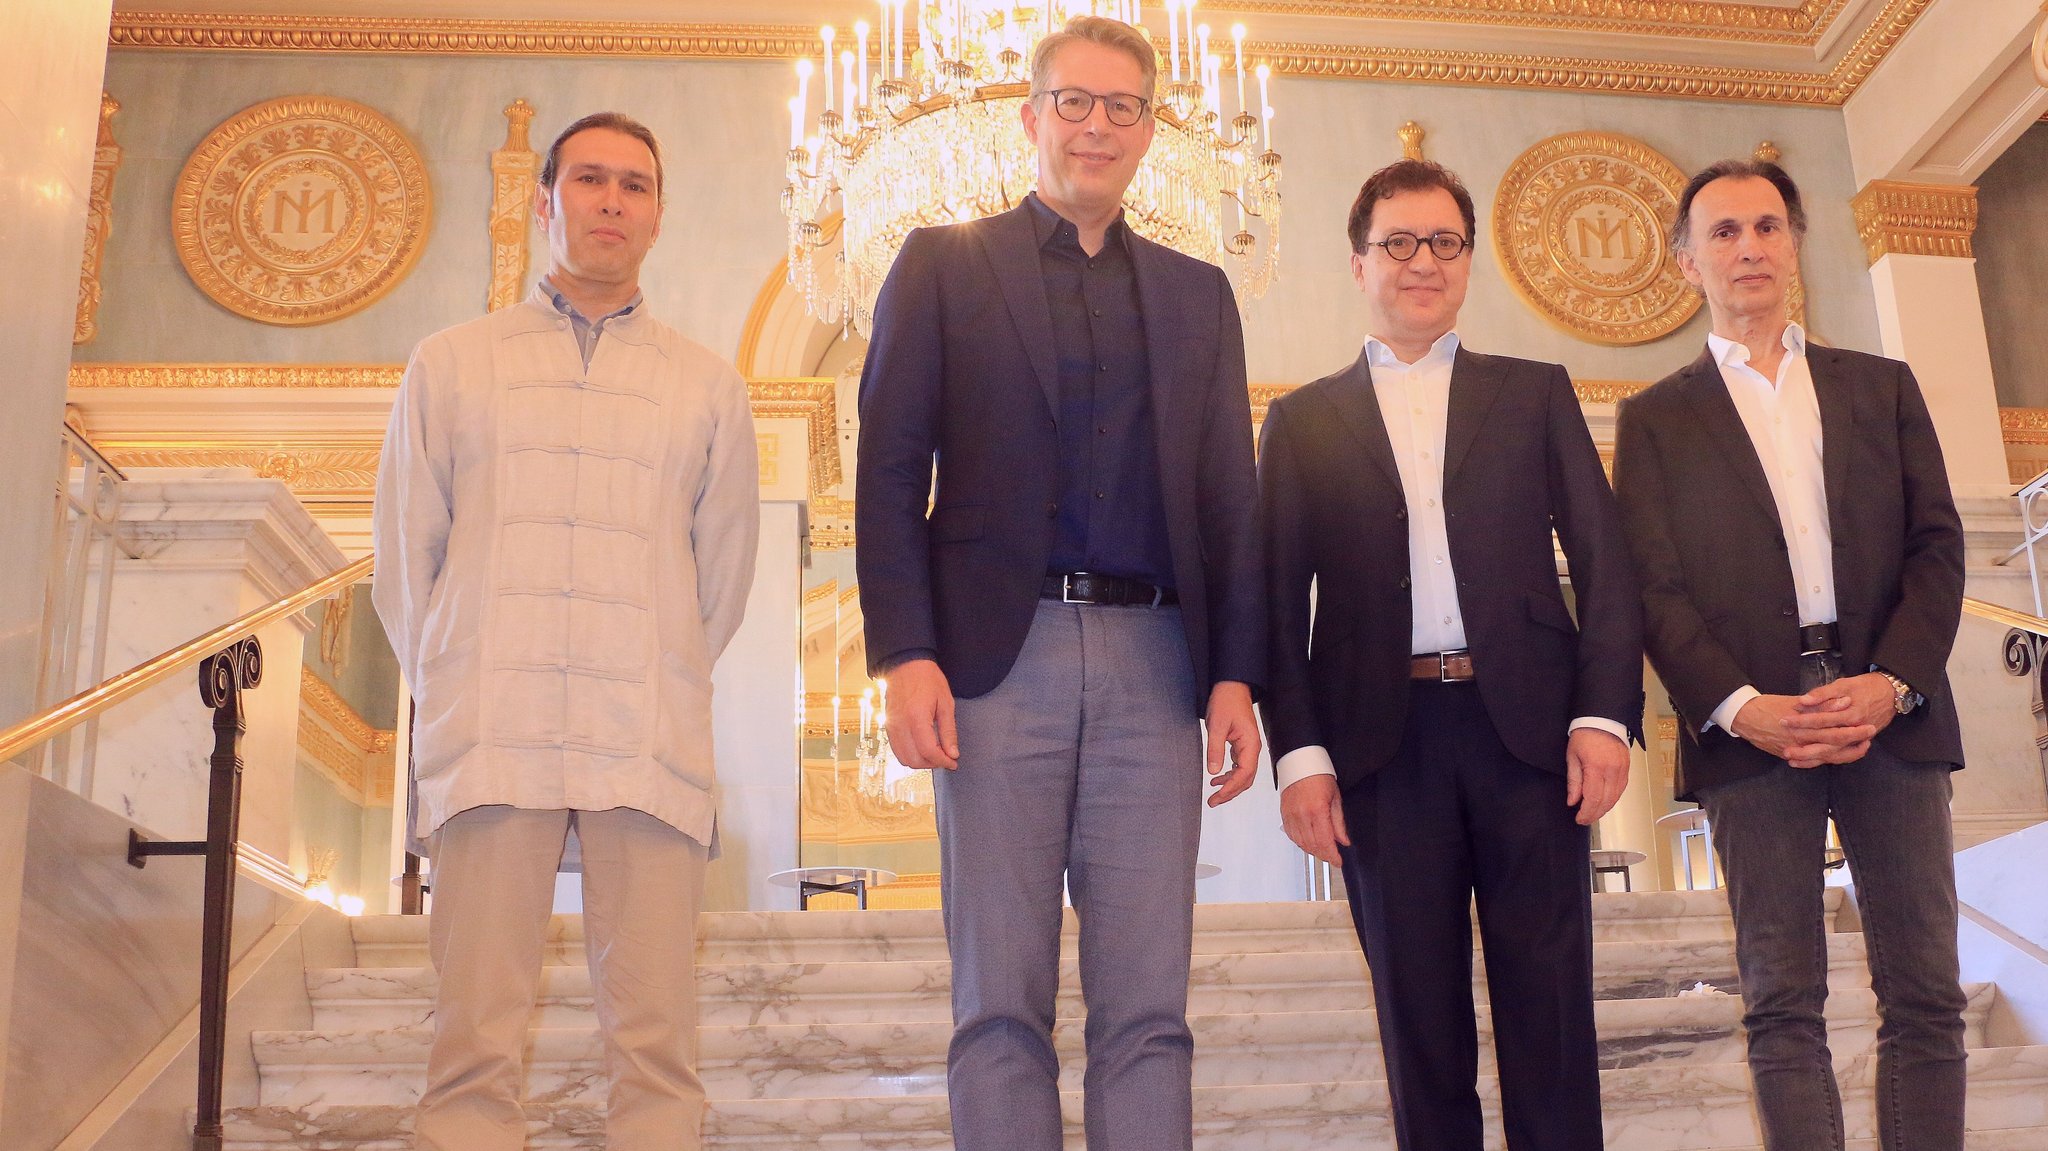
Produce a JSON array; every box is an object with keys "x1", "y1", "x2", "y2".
[{"x1": 855, "y1": 202, "x2": 1265, "y2": 707}]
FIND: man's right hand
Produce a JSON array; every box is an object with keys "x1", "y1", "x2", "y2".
[
  {"x1": 884, "y1": 658, "x2": 959, "y2": 771},
  {"x1": 1731, "y1": 693, "x2": 1876, "y2": 769},
  {"x1": 1280, "y1": 775, "x2": 1350, "y2": 866}
]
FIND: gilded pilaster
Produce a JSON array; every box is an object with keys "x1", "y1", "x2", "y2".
[
  {"x1": 488, "y1": 98, "x2": 538, "y2": 312},
  {"x1": 1850, "y1": 179, "x2": 1978, "y2": 265},
  {"x1": 74, "y1": 92, "x2": 122, "y2": 344}
]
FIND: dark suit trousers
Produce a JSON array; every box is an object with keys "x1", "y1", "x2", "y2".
[{"x1": 1338, "y1": 681, "x2": 1604, "y2": 1151}]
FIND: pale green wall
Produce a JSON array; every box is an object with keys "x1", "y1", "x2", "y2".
[
  {"x1": 87, "y1": 51, "x2": 1881, "y2": 382},
  {"x1": 1975, "y1": 121, "x2": 2048, "y2": 409}
]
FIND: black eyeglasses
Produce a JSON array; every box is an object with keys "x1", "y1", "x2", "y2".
[
  {"x1": 1365, "y1": 231, "x2": 1473, "y2": 262},
  {"x1": 1037, "y1": 88, "x2": 1151, "y2": 127}
]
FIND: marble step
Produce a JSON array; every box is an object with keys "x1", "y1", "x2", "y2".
[
  {"x1": 307, "y1": 933, "x2": 1874, "y2": 1031},
  {"x1": 218, "y1": 1044, "x2": 2048, "y2": 1150},
  {"x1": 252, "y1": 986, "x2": 1996, "y2": 1106},
  {"x1": 346, "y1": 890, "x2": 1823, "y2": 968}
]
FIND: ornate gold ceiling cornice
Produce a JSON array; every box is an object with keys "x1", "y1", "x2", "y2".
[
  {"x1": 1225, "y1": 0, "x2": 1849, "y2": 46},
  {"x1": 108, "y1": 0, "x2": 1933, "y2": 106},
  {"x1": 1849, "y1": 179, "x2": 1977, "y2": 264},
  {"x1": 69, "y1": 362, "x2": 403, "y2": 388},
  {"x1": 109, "y1": 12, "x2": 818, "y2": 58}
]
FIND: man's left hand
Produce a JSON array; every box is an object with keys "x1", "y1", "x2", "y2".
[
  {"x1": 1789, "y1": 672, "x2": 1897, "y2": 744},
  {"x1": 1204, "y1": 681, "x2": 1261, "y2": 808},
  {"x1": 1566, "y1": 728, "x2": 1630, "y2": 826}
]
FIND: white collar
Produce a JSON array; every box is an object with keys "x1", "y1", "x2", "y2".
[
  {"x1": 1708, "y1": 321, "x2": 1805, "y2": 370},
  {"x1": 1364, "y1": 330, "x2": 1460, "y2": 370}
]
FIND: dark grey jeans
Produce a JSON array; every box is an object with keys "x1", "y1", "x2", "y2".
[
  {"x1": 1699, "y1": 743, "x2": 1967, "y2": 1151},
  {"x1": 937, "y1": 600, "x2": 1203, "y2": 1151}
]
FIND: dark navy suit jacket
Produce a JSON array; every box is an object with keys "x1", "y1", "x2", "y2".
[
  {"x1": 1260, "y1": 348, "x2": 1645, "y2": 786},
  {"x1": 855, "y1": 202, "x2": 1265, "y2": 707}
]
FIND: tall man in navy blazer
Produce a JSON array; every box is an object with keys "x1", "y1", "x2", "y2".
[
  {"x1": 1261, "y1": 160, "x2": 1644, "y2": 1151},
  {"x1": 854, "y1": 16, "x2": 1265, "y2": 1151},
  {"x1": 1613, "y1": 160, "x2": 1968, "y2": 1151}
]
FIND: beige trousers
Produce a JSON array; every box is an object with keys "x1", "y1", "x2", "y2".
[{"x1": 415, "y1": 804, "x2": 709, "y2": 1151}]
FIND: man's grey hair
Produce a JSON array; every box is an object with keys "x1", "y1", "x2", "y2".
[
  {"x1": 1030, "y1": 14, "x2": 1159, "y2": 103},
  {"x1": 1671, "y1": 158, "x2": 1808, "y2": 252}
]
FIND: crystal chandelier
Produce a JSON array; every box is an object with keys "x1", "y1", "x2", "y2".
[{"x1": 782, "y1": 1, "x2": 1282, "y2": 337}]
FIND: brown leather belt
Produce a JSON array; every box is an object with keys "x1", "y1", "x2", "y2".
[{"x1": 1411, "y1": 649, "x2": 1476, "y2": 682}]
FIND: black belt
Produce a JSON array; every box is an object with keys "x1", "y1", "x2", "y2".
[
  {"x1": 1799, "y1": 622, "x2": 1840, "y2": 657},
  {"x1": 1043, "y1": 572, "x2": 1179, "y2": 607}
]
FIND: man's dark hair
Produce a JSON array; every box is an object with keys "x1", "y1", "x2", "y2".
[
  {"x1": 539, "y1": 112, "x2": 665, "y2": 201},
  {"x1": 1346, "y1": 160, "x2": 1478, "y2": 253},
  {"x1": 1671, "y1": 159, "x2": 1807, "y2": 252}
]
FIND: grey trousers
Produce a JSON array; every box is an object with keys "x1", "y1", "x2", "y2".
[
  {"x1": 1699, "y1": 744, "x2": 1967, "y2": 1151},
  {"x1": 938, "y1": 600, "x2": 1204, "y2": 1151},
  {"x1": 416, "y1": 805, "x2": 710, "y2": 1151}
]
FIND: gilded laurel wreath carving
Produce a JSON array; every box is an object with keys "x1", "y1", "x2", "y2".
[
  {"x1": 1492, "y1": 131, "x2": 1700, "y2": 347},
  {"x1": 173, "y1": 96, "x2": 432, "y2": 326}
]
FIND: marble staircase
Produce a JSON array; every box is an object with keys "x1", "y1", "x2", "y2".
[{"x1": 221, "y1": 890, "x2": 2048, "y2": 1150}]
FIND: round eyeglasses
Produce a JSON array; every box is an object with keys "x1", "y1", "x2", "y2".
[
  {"x1": 1038, "y1": 88, "x2": 1151, "y2": 128},
  {"x1": 1365, "y1": 231, "x2": 1474, "y2": 262}
]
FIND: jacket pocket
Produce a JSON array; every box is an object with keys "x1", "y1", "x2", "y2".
[
  {"x1": 411, "y1": 636, "x2": 482, "y2": 779},
  {"x1": 929, "y1": 503, "x2": 987, "y2": 543},
  {"x1": 1526, "y1": 589, "x2": 1579, "y2": 635}
]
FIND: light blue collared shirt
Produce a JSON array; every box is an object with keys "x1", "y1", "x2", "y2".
[{"x1": 539, "y1": 277, "x2": 644, "y2": 370}]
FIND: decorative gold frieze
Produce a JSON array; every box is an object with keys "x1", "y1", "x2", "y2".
[
  {"x1": 107, "y1": 0, "x2": 1934, "y2": 108},
  {"x1": 112, "y1": 13, "x2": 822, "y2": 59},
  {"x1": 489, "y1": 99, "x2": 537, "y2": 313},
  {"x1": 75, "y1": 92, "x2": 122, "y2": 345},
  {"x1": 174, "y1": 96, "x2": 432, "y2": 325},
  {"x1": 301, "y1": 666, "x2": 394, "y2": 755},
  {"x1": 1398, "y1": 121, "x2": 1426, "y2": 161},
  {"x1": 1227, "y1": 0, "x2": 1850, "y2": 44},
  {"x1": 1850, "y1": 180, "x2": 1978, "y2": 265},
  {"x1": 95, "y1": 445, "x2": 384, "y2": 499},
  {"x1": 69, "y1": 362, "x2": 402, "y2": 389},
  {"x1": 1494, "y1": 132, "x2": 1700, "y2": 347},
  {"x1": 1573, "y1": 380, "x2": 1653, "y2": 405},
  {"x1": 749, "y1": 378, "x2": 843, "y2": 495}
]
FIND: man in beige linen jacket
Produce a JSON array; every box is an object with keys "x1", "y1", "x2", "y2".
[{"x1": 371, "y1": 112, "x2": 759, "y2": 1151}]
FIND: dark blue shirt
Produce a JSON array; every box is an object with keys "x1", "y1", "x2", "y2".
[{"x1": 1026, "y1": 193, "x2": 1175, "y2": 589}]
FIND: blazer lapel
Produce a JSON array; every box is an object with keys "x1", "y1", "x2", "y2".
[
  {"x1": 1130, "y1": 233, "x2": 1188, "y2": 466},
  {"x1": 1808, "y1": 346, "x2": 1856, "y2": 524},
  {"x1": 1323, "y1": 349, "x2": 1405, "y2": 493},
  {"x1": 1677, "y1": 347, "x2": 1781, "y2": 524},
  {"x1": 975, "y1": 204, "x2": 1061, "y2": 419},
  {"x1": 1443, "y1": 347, "x2": 1508, "y2": 485}
]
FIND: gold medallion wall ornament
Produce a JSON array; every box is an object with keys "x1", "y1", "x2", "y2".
[
  {"x1": 173, "y1": 96, "x2": 431, "y2": 325},
  {"x1": 1492, "y1": 131, "x2": 1699, "y2": 346}
]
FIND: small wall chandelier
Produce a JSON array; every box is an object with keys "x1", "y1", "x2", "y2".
[{"x1": 781, "y1": 1, "x2": 1283, "y2": 337}]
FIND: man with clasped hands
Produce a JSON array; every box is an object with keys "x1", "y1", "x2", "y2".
[
  {"x1": 1612, "y1": 159, "x2": 1969, "y2": 1151},
  {"x1": 854, "y1": 15, "x2": 1265, "y2": 1151}
]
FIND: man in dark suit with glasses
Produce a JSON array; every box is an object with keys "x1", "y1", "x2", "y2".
[
  {"x1": 856, "y1": 15, "x2": 1265, "y2": 1151},
  {"x1": 1261, "y1": 159, "x2": 1643, "y2": 1151}
]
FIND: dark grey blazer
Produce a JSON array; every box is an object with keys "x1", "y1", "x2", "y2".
[
  {"x1": 854, "y1": 202, "x2": 1266, "y2": 707},
  {"x1": 1613, "y1": 344, "x2": 1966, "y2": 799}
]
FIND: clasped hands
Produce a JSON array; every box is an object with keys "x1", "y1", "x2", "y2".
[
  {"x1": 881, "y1": 658, "x2": 1262, "y2": 808},
  {"x1": 1729, "y1": 672, "x2": 1897, "y2": 769}
]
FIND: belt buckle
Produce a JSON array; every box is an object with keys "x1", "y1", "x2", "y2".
[
  {"x1": 1061, "y1": 575, "x2": 1084, "y2": 605},
  {"x1": 1435, "y1": 653, "x2": 1454, "y2": 681}
]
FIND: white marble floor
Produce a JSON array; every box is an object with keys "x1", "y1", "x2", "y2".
[{"x1": 221, "y1": 891, "x2": 2048, "y2": 1150}]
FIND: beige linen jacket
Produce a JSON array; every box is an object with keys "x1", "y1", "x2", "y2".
[{"x1": 372, "y1": 285, "x2": 760, "y2": 848}]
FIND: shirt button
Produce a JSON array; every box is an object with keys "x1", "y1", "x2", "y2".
[
  {"x1": 1395, "y1": 507, "x2": 1408, "y2": 521},
  {"x1": 1812, "y1": 584, "x2": 1821, "y2": 593},
  {"x1": 1442, "y1": 616, "x2": 1452, "y2": 626},
  {"x1": 1426, "y1": 498, "x2": 1437, "y2": 508},
  {"x1": 1421, "y1": 451, "x2": 1432, "y2": 460},
  {"x1": 1435, "y1": 555, "x2": 1445, "y2": 565},
  {"x1": 1399, "y1": 576, "x2": 1411, "y2": 589}
]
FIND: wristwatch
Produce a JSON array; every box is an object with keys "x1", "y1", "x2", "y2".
[{"x1": 1875, "y1": 669, "x2": 1919, "y2": 715}]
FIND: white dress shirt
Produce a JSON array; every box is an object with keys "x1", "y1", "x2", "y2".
[
  {"x1": 1275, "y1": 332, "x2": 1627, "y2": 791},
  {"x1": 1702, "y1": 323, "x2": 1836, "y2": 732}
]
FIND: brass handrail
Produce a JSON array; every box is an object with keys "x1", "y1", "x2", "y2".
[
  {"x1": 0, "y1": 554, "x2": 374, "y2": 765},
  {"x1": 1963, "y1": 595, "x2": 2048, "y2": 639}
]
